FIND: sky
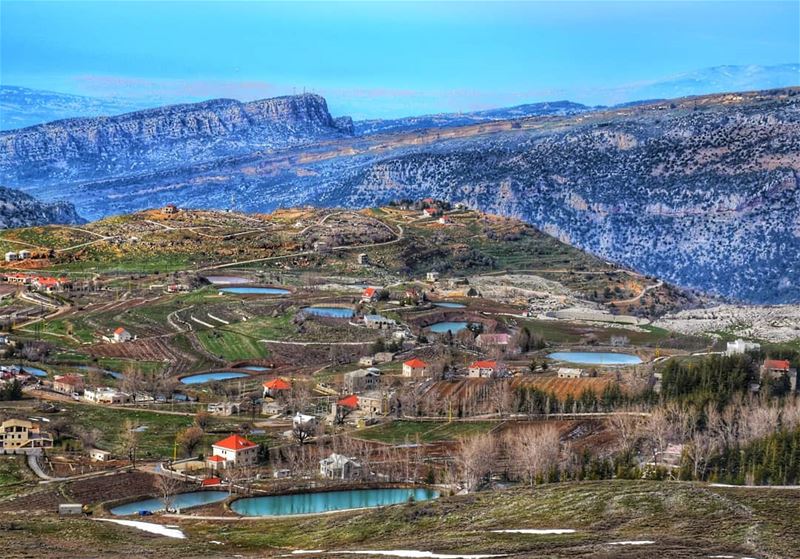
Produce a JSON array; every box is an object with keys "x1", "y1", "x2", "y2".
[{"x1": 1, "y1": 1, "x2": 798, "y2": 119}]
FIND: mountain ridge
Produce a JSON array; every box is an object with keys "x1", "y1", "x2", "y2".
[{"x1": 0, "y1": 186, "x2": 84, "y2": 229}]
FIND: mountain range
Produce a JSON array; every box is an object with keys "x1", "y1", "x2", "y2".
[
  {"x1": 0, "y1": 85, "x2": 798, "y2": 304},
  {"x1": 0, "y1": 186, "x2": 83, "y2": 229}
]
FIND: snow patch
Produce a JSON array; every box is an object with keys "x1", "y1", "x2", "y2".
[
  {"x1": 608, "y1": 540, "x2": 655, "y2": 546},
  {"x1": 97, "y1": 518, "x2": 185, "y2": 539},
  {"x1": 491, "y1": 529, "x2": 575, "y2": 535},
  {"x1": 292, "y1": 552, "x2": 325, "y2": 555},
  {"x1": 333, "y1": 551, "x2": 505, "y2": 559}
]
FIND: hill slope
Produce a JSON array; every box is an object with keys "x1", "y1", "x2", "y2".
[{"x1": 0, "y1": 186, "x2": 83, "y2": 229}]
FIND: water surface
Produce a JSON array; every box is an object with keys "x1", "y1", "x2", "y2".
[
  {"x1": 220, "y1": 287, "x2": 289, "y2": 295},
  {"x1": 110, "y1": 491, "x2": 228, "y2": 515},
  {"x1": 433, "y1": 302, "x2": 466, "y2": 309},
  {"x1": 231, "y1": 487, "x2": 439, "y2": 516},
  {"x1": 180, "y1": 371, "x2": 250, "y2": 385},
  {"x1": 302, "y1": 306, "x2": 355, "y2": 318},
  {"x1": 547, "y1": 352, "x2": 642, "y2": 365},
  {"x1": 428, "y1": 321, "x2": 470, "y2": 334}
]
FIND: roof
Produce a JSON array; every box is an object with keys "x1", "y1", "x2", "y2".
[
  {"x1": 263, "y1": 378, "x2": 291, "y2": 391},
  {"x1": 201, "y1": 477, "x2": 222, "y2": 486},
  {"x1": 212, "y1": 434, "x2": 257, "y2": 451},
  {"x1": 404, "y1": 358, "x2": 428, "y2": 368},
  {"x1": 764, "y1": 359, "x2": 791, "y2": 370},
  {"x1": 54, "y1": 375, "x2": 83, "y2": 385},
  {"x1": 114, "y1": 327, "x2": 128, "y2": 335},
  {"x1": 337, "y1": 394, "x2": 359, "y2": 409},
  {"x1": 470, "y1": 360, "x2": 498, "y2": 369},
  {"x1": 207, "y1": 455, "x2": 225, "y2": 462},
  {"x1": 362, "y1": 287, "x2": 377, "y2": 297}
]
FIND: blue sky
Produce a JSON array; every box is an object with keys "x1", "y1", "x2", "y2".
[{"x1": 1, "y1": 1, "x2": 798, "y2": 118}]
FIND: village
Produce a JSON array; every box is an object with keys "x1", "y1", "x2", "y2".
[{"x1": 0, "y1": 201, "x2": 797, "y2": 555}]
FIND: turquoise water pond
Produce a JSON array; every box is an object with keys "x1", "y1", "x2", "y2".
[
  {"x1": 428, "y1": 321, "x2": 470, "y2": 333},
  {"x1": 302, "y1": 306, "x2": 355, "y2": 318},
  {"x1": 547, "y1": 352, "x2": 642, "y2": 365},
  {"x1": 231, "y1": 487, "x2": 439, "y2": 516},
  {"x1": 204, "y1": 276, "x2": 251, "y2": 285},
  {"x1": 220, "y1": 287, "x2": 289, "y2": 295},
  {"x1": 433, "y1": 302, "x2": 466, "y2": 309},
  {"x1": 21, "y1": 366, "x2": 48, "y2": 377},
  {"x1": 110, "y1": 491, "x2": 228, "y2": 515},
  {"x1": 180, "y1": 371, "x2": 250, "y2": 385}
]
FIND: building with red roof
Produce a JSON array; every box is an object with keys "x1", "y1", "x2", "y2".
[
  {"x1": 337, "y1": 394, "x2": 359, "y2": 409},
  {"x1": 361, "y1": 286, "x2": 379, "y2": 302},
  {"x1": 113, "y1": 327, "x2": 132, "y2": 343},
  {"x1": 52, "y1": 374, "x2": 84, "y2": 395},
  {"x1": 211, "y1": 434, "x2": 259, "y2": 467},
  {"x1": 262, "y1": 377, "x2": 291, "y2": 398},
  {"x1": 402, "y1": 358, "x2": 429, "y2": 378},
  {"x1": 201, "y1": 476, "x2": 222, "y2": 486},
  {"x1": 468, "y1": 360, "x2": 506, "y2": 378}
]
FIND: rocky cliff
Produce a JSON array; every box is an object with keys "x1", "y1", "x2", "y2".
[
  {"x1": 0, "y1": 93, "x2": 353, "y2": 183},
  {"x1": 0, "y1": 186, "x2": 83, "y2": 229}
]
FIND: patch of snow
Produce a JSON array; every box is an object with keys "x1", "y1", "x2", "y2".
[
  {"x1": 98, "y1": 518, "x2": 185, "y2": 539},
  {"x1": 292, "y1": 552, "x2": 325, "y2": 555},
  {"x1": 491, "y1": 529, "x2": 575, "y2": 535},
  {"x1": 209, "y1": 541, "x2": 224, "y2": 545},
  {"x1": 608, "y1": 540, "x2": 655, "y2": 546},
  {"x1": 708, "y1": 556, "x2": 735, "y2": 558},
  {"x1": 333, "y1": 551, "x2": 505, "y2": 559}
]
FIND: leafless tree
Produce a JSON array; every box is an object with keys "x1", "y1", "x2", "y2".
[
  {"x1": 119, "y1": 419, "x2": 140, "y2": 468},
  {"x1": 454, "y1": 433, "x2": 496, "y2": 492},
  {"x1": 507, "y1": 424, "x2": 561, "y2": 486},
  {"x1": 155, "y1": 473, "x2": 183, "y2": 512}
]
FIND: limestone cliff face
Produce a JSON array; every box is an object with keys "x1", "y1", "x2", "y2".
[
  {"x1": 0, "y1": 94, "x2": 352, "y2": 182},
  {"x1": 0, "y1": 186, "x2": 83, "y2": 229}
]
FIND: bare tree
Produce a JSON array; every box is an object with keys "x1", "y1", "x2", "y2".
[
  {"x1": 177, "y1": 426, "x2": 204, "y2": 457},
  {"x1": 454, "y1": 433, "x2": 496, "y2": 492},
  {"x1": 507, "y1": 424, "x2": 561, "y2": 486},
  {"x1": 119, "y1": 419, "x2": 140, "y2": 468},
  {"x1": 155, "y1": 473, "x2": 183, "y2": 512}
]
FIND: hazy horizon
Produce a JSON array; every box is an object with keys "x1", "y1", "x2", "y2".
[{"x1": 1, "y1": 1, "x2": 798, "y2": 119}]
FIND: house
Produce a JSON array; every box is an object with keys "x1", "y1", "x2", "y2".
[
  {"x1": 332, "y1": 394, "x2": 360, "y2": 423},
  {"x1": 358, "y1": 390, "x2": 387, "y2": 417},
  {"x1": 319, "y1": 453, "x2": 362, "y2": 480},
  {"x1": 363, "y1": 314, "x2": 395, "y2": 329},
  {"x1": 357, "y1": 253, "x2": 369, "y2": 265},
  {"x1": 437, "y1": 215, "x2": 451, "y2": 225},
  {"x1": 211, "y1": 434, "x2": 259, "y2": 467},
  {"x1": 343, "y1": 368, "x2": 381, "y2": 393},
  {"x1": 468, "y1": 360, "x2": 506, "y2": 378},
  {"x1": 402, "y1": 358, "x2": 429, "y2": 378},
  {"x1": 206, "y1": 455, "x2": 226, "y2": 471},
  {"x1": 475, "y1": 333, "x2": 512, "y2": 350},
  {"x1": 262, "y1": 400, "x2": 287, "y2": 416},
  {"x1": 373, "y1": 352, "x2": 395, "y2": 364},
  {"x1": 727, "y1": 339, "x2": 761, "y2": 356},
  {"x1": 0, "y1": 418, "x2": 53, "y2": 450},
  {"x1": 88, "y1": 448, "x2": 112, "y2": 462},
  {"x1": 426, "y1": 271, "x2": 440, "y2": 283},
  {"x1": 83, "y1": 387, "x2": 130, "y2": 404},
  {"x1": 557, "y1": 367, "x2": 585, "y2": 379},
  {"x1": 292, "y1": 412, "x2": 318, "y2": 432},
  {"x1": 52, "y1": 374, "x2": 84, "y2": 395},
  {"x1": 18, "y1": 250, "x2": 31, "y2": 260},
  {"x1": 207, "y1": 402, "x2": 241, "y2": 416},
  {"x1": 113, "y1": 327, "x2": 132, "y2": 343},
  {"x1": 422, "y1": 207, "x2": 440, "y2": 218},
  {"x1": 761, "y1": 359, "x2": 791, "y2": 378},
  {"x1": 32, "y1": 276, "x2": 69, "y2": 292},
  {"x1": 4, "y1": 252, "x2": 17, "y2": 262},
  {"x1": 262, "y1": 377, "x2": 291, "y2": 398},
  {"x1": 2, "y1": 273, "x2": 32, "y2": 285},
  {"x1": 361, "y1": 286, "x2": 379, "y2": 303},
  {"x1": 163, "y1": 204, "x2": 178, "y2": 214}
]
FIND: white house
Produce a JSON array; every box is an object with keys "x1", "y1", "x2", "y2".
[
  {"x1": 83, "y1": 387, "x2": 130, "y2": 405},
  {"x1": 363, "y1": 314, "x2": 395, "y2": 329},
  {"x1": 319, "y1": 453, "x2": 362, "y2": 480},
  {"x1": 557, "y1": 367, "x2": 585, "y2": 379},
  {"x1": 88, "y1": 448, "x2": 112, "y2": 462},
  {"x1": 468, "y1": 360, "x2": 506, "y2": 378},
  {"x1": 726, "y1": 339, "x2": 761, "y2": 356},
  {"x1": 4, "y1": 252, "x2": 18, "y2": 262},
  {"x1": 211, "y1": 434, "x2": 258, "y2": 467},
  {"x1": 113, "y1": 327, "x2": 132, "y2": 343}
]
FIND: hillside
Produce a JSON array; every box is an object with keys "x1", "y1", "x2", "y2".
[
  {"x1": 0, "y1": 93, "x2": 353, "y2": 184},
  {"x1": 0, "y1": 186, "x2": 83, "y2": 229},
  {"x1": 1, "y1": 89, "x2": 798, "y2": 303}
]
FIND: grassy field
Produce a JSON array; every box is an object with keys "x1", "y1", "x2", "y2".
[
  {"x1": 0, "y1": 456, "x2": 34, "y2": 498},
  {"x1": 195, "y1": 329, "x2": 270, "y2": 361},
  {"x1": 355, "y1": 420, "x2": 498, "y2": 444},
  {"x1": 2, "y1": 480, "x2": 797, "y2": 558}
]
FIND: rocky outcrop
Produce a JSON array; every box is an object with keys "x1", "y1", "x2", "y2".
[
  {"x1": 0, "y1": 93, "x2": 352, "y2": 183},
  {"x1": 0, "y1": 186, "x2": 83, "y2": 229}
]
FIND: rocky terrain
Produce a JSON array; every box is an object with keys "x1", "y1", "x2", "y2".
[
  {"x1": 0, "y1": 186, "x2": 83, "y2": 229},
  {"x1": 0, "y1": 93, "x2": 353, "y2": 185},
  {"x1": 1, "y1": 88, "x2": 798, "y2": 303},
  {"x1": 354, "y1": 100, "x2": 590, "y2": 135},
  {"x1": 655, "y1": 304, "x2": 800, "y2": 342}
]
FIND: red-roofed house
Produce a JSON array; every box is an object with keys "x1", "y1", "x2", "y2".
[
  {"x1": 760, "y1": 359, "x2": 797, "y2": 392},
  {"x1": 332, "y1": 394, "x2": 359, "y2": 424},
  {"x1": 211, "y1": 434, "x2": 259, "y2": 467},
  {"x1": 361, "y1": 286, "x2": 379, "y2": 302},
  {"x1": 113, "y1": 327, "x2": 132, "y2": 343},
  {"x1": 262, "y1": 378, "x2": 291, "y2": 398},
  {"x1": 402, "y1": 358, "x2": 429, "y2": 378},
  {"x1": 206, "y1": 454, "x2": 226, "y2": 471},
  {"x1": 468, "y1": 360, "x2": 506, "y2": 378},
  {"x1": 53, "y1": 374, "x2": 84, "y2": 395}
]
